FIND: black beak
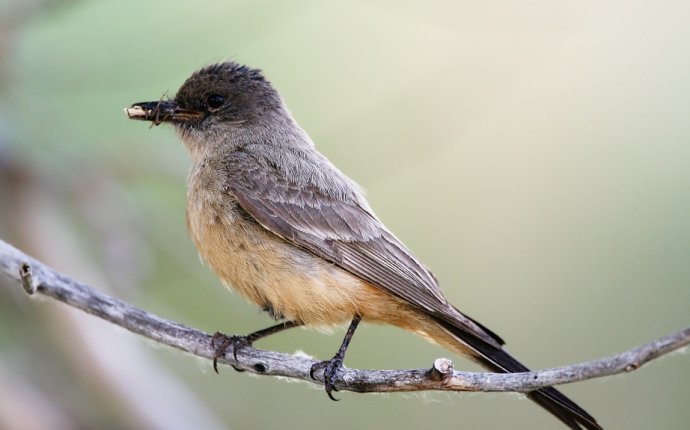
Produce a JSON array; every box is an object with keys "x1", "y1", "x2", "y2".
[{"x1": 125, "y1": 100, "x2": 203, "y2": 125}]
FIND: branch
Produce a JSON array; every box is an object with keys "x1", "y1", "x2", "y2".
[{"x1": 1, "y1": 238, "x2": 688, "y2": 394}]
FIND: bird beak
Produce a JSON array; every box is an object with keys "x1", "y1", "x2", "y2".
[{"x1": 125, "y1": 100, "x2": 204, "y2": 125}]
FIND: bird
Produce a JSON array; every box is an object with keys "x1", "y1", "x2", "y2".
[{"x1": 126, "y1": 61, "x2": 602, "y2": 430}]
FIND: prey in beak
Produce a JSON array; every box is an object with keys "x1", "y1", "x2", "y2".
[{"x1": 125, "y1": 100, "x2": 203, "y2": 126}]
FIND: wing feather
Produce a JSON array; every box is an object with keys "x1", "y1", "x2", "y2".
[{"x1": 224, "y1": 148, "x2": 502, "y2": 346}]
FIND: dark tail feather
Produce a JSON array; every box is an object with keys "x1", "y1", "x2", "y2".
[
  {"x1": 526, "y1": 389, "x2": 599, "y2": 430},
  {"x1": 434, "y1": 318, "x2": 602, "y2": 430}
]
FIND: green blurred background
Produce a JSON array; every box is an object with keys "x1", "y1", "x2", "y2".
[{"x1": 1, "y1": 1, "x2": 688, "y2": 429}]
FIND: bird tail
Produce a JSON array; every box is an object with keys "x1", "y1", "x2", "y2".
[{"x1": 431, "y1": 317, "x2": 603, "y2": 430}]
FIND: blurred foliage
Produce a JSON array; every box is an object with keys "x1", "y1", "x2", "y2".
[{"x1": 1, "y1": 0, "x2": 689, "y2": 429}]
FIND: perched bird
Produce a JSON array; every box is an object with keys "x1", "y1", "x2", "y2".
[{"x1": 126, "y1": 61, "x2": 601, "y2": 430}]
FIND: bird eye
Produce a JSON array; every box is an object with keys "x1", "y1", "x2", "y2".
[{"x1": 206, "y1": 94, "x2": 225, "y2": 109}]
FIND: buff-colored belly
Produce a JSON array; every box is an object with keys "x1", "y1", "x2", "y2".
[{"x1": 186, "y1": 196, "x2": 413, "y2": 327}]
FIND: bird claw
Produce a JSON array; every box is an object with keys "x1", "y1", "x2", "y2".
[
  {"x1": 211, "y1": 332, "x2": 252, "y2": 373},
  {"x1": 310, "y1": 356, "x2": 345, "y2": 401}
]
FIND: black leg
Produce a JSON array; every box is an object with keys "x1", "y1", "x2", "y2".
[
  {"x1": 212, "y1": 320, "x2": 302, "y2": 373},
  {"x1": 310, "y1": 315, "x2": 362, "y2": 401}
]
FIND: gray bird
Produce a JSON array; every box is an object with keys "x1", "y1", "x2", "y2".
[{"x1": 126, "y1": 62, "x2": 602, "y2": 430}]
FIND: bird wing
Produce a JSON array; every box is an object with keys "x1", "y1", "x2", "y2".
[{"x1": 223, "y1": 147, "x2": 502, "y2": 347}]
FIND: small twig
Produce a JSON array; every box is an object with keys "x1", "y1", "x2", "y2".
[
  {"x1": 0, "y1": 239, "x2": 688, "y2": 394},
  {"x1": 18, "y1": 262, "x2": 35, "y2": 295},
  {"x1": 426, "y1": 358, "x2": 454, "y2": 384}
]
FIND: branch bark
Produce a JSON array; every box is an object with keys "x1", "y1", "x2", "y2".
[{"x1": 1, "y1": 238, "x2": 688, "y2": 394}]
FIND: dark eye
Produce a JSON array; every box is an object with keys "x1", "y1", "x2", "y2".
[{"x1": 206, "y1": 94, "x2": 225, "y2": 109}]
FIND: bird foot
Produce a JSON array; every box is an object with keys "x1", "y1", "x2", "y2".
[
  {"x1": 211, "y1": 332, "x2": 252, "y2": 373},
  {"x1": 310, "y1": 355, "x2": 345, "y2": 401}
]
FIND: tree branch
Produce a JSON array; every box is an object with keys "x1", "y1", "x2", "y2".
[{"x1": 1, "y1": 239, "x2": 688, "y2": 394}]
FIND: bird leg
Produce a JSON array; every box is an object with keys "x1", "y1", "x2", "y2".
[
  {"x1": 212, "y1": 320, "x2": 302, "y2": 372},
  {"x1": 310, "y1": 315, "x2": 362, "y2": 401}
]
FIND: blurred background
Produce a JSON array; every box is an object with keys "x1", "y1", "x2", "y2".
[{"x1": 0, "y1": 0, "x2": 688, "y2": 429}]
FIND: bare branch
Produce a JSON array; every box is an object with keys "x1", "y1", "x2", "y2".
[{"x1": 1, "y1": 239, "x2": 688, "y2": 394}]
